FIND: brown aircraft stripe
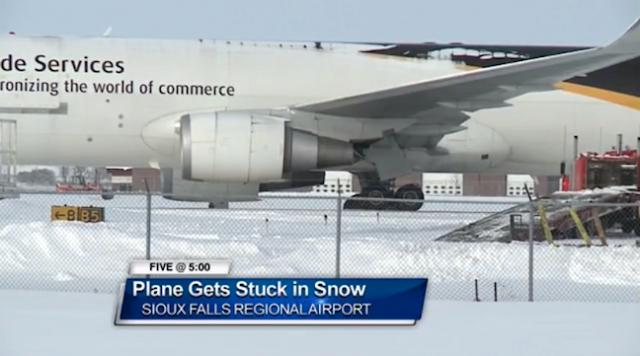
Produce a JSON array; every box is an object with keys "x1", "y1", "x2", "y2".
[{"x1": 555, "y1": 82, "x2": 640, "y2": 110}]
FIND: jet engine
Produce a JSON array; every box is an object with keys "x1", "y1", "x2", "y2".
[{"x1": 180, "y1": 112, "x2": 355, "y2": 182}]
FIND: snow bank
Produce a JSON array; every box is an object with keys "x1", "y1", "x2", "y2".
[{"x1": 0, "y1": 195, "x2": 638, "y2": 301}]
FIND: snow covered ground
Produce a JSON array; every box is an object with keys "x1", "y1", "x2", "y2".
[
  {"x1": 1, "y1": 194, "x2": 638, "y2": 356},
  {"x1": 0, "y1": 289, "x2": 638, "y2": 356},
  {"x1": 0, "y1": 194, "x2": 638, "y2": 302}
]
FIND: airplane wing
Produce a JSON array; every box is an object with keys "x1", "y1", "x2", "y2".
[{"x1": 295, "y1": 17, "x2": 640, "y2": 120}]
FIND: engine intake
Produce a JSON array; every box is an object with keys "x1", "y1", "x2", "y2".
[{"x1": 181, "y1": 112, "x2": 355, "y2": 182}]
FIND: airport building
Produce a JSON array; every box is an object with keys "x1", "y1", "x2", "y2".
[
  {"x1": 105, "y1": 167, "x2": 161, "y2": 192},
  {"x1": 313, "y1": 171, "x2": 558, "y2": 196}
]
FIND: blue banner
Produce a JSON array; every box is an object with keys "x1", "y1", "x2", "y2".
[{"x1": 116, "y1": 278, "x2": 427, "y2": 325}]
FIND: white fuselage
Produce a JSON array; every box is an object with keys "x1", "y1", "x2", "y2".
[{"x1": 0, "y1": 36, "x2": 638, "y2": 177}]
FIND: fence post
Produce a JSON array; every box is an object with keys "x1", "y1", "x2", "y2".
[
  {"x1": 335, "y1": 179, "x2": 342, "y2": 278},
  {"x1": 144, "y1": 179, "x2": 151, "y2": 260},
  {"x1": 528, "y1": 201, "x2": 534, "y2": 302}
]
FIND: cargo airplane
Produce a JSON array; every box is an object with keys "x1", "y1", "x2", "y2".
[{"x1": 1, "y1": 17, "x2": 640, "y2": 210}]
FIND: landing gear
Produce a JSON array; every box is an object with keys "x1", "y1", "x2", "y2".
[
  {"x1": 361, "y1": 185, "x2": 393, "y2": 210},
  {"x1": 343, "y1": 186, "x2": 394, "y2": 210},
  {"x1": 343, "y1": 172, "x2": 424, "y2": 211},
  {"x1": 394, "y1": 184, "x2": 424, "y2": 211}
]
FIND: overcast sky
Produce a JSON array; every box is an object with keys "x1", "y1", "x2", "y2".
[{"x1": 0, "y1": 0, "x2": 638, "y2": 45}]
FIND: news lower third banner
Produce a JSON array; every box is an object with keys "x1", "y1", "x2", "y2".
[{"x1": 115, "y1": 273, "x2": 428, "y2": 326}]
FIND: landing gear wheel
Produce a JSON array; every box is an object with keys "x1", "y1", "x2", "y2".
[
  {"x1": 394, "y1": 184, "x2": 424, "y2": 211},
  {"x1": 343, "y1": 194, "x2": 364, "y2": 210},
  {"x1": 361, "y1": 185, "x2": 393, "y2": 210}
]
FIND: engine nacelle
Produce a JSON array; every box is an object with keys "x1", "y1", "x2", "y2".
[
  {"x1": 259, "y1": 171, "x2": 326, "y2": 192},
  {"x1": 161, "y1": 168, "x2": 259, "y2": 203},
  {"x1": 180, "y1": 112, "x2": 355, "y2": 182}
]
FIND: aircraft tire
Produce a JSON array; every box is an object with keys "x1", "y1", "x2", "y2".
[
  {"x1": 394, "y1": 184, "x2": 424, "y2": 211},
  {"x1": 343, "y1": 194, "x2": 363, "y2": 210},
  {"x1": 361, "y1": 185, "x2": 393, "y2": 210}
]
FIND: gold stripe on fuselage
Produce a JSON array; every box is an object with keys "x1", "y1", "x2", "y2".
[{"x1": 554, "y1": 82, "x2": 640, "y2": 111}]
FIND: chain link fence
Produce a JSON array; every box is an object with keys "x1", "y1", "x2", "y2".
[{"x1": 0, "y1": 191, "x2": 638, "y2": 302}]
